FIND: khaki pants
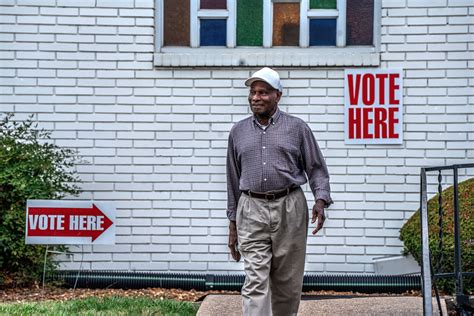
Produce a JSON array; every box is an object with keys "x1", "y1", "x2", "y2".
[{"x1": 236, "y1": 188, "x2": 309, "y2": 316}]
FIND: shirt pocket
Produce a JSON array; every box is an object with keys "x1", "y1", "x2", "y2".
[{"x1": 275, "y1": 143, "x2": 300, "y2": 173}]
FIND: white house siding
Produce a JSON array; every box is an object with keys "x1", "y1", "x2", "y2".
[{"x1": 0, "y1": 0, "x2": 472, "y2": 274}]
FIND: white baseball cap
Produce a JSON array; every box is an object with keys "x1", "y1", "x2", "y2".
[{"x1": 245, "y1": 67, "x2": 282, "y2": 92}]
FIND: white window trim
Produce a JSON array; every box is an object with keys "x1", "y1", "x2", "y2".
[
  {"x1": 156, "y1": 0, "x2": 164, "y2": 51},
  {"x1": 373, "y1": 0, "x2": 381, "y2": 51},
  {"x1": 300, "y1": 0, "x2": 345, "y2": 48},
  {"x1": 227, "y1": 0, "x2": 236, "y2": 47},
  {"x1": 197, "y1": 9, "x2": 228, "y2": 18},
  {"x1": 154, "y1": 0, "x2": 381, "y2": 67},
  {"x1": 300, "y1": 0, "x2": 309, "y2": 48},
  {"x1": 190, "y1": 0, "x2": 198, "y2": 48},
  {"x1": 336, "y1": 0, "x2": 346, "y2": 47},
  {"x1": 307, "y1": 9, "x2": 338, "y2": 18},
  {"x1": 263, "y1": 0, "x2": 272, "y2": 48}
]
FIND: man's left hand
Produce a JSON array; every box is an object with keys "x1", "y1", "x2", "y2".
[{"x1": 311, "y1": 199, "x2": 326, "y2": 235}]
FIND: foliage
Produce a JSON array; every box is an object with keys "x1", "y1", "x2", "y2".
[
  {"x1": 0, "y1": 296, "x2": 198, "y2": 315},
  {"x1": 400, "y1": 177, "x2": 474, "y2": 294},
  {"x1": 0, "y1": 113, "x2": 81, "y2": 287}
]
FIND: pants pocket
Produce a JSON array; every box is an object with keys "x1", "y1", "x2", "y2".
[
  {"x1": 236, "y1": 194, "x2": 249, "y2": 234},
  {"x1": 292, "y1": 189, "x2": 308, "y2": 230}
]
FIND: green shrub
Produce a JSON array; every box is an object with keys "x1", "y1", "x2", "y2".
[
  {"x1": 0, "y1": 113, "x2": 81, "y2": 287},
  {"x1": 400, "y1": 177, "x2": 474, "y2": 294}
]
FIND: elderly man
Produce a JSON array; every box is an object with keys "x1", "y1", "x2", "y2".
[{"x1": 226, "y1": 67, "x2": 332, "y2": 316}]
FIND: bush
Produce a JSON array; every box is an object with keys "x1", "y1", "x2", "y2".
[
  {"x1": 400, "y1": 177, "x2": 474, "y2": 294},
  {"x1": 0, "y1": 113, "x2": 81, "y2": 287}
]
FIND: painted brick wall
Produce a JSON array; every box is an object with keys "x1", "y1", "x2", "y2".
[{"x1": 0, "y1": 0, "x2": 472, "y2": 274}]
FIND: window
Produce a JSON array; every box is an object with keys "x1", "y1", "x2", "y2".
[{"x1": 155, "y1": 0, "x2": 381, "y2": 67}]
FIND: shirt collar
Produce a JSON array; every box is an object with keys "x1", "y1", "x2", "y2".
[{"x1": 252, "y1": 107, "x2": 281, "y2": 129}]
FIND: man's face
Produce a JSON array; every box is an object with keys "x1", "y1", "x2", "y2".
[{"x1": 248, "y1": 81, "x2": 282, "y2": 118}]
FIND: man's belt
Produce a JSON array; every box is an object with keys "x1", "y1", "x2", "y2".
[{"x1": 242, "y1": 186, "x2": 299, "y2": 201}]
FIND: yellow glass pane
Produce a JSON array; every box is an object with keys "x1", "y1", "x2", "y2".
[{"x1": 273, "y1": 3, "x2": 300, "y2": 46}]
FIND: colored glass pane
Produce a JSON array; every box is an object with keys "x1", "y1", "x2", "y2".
[
  {"x1": 200, "y1": 0, "x2": 226, "y2": 9},
  {"x1": 273, "y1": 3, "x2": 300, "y2": 46},
  {"x1": 310, "y1": 0, "x2": 337, "y2": 9},
  {"x1": 309, "y1": 19, "x2": 336, "y2": 46},
  {"x1": 237, "y1": 0, "x2": 263, "y2": 46},
  {"x1": 200, "y1": 19, "x2": 227, "y2": 46},
  {"x1": 163, "y1": 0, "x2": 190, "y2": 46},
  {"x1": 346, "y1": 0, "x2": 374, "y2": 45}
]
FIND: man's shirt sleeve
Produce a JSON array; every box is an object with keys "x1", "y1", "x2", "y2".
[
  {"x1": 301, "y1": 124, "x2": 333, "y2": 207},
  {"x1": 226, "y1": 130, "x2": 241, "y2": 221}
]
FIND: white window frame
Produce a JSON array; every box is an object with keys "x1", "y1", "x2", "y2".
[
  {"x1": 190, "y1": 0, "x2": 236, "y2": 48},
  {"x1": 154, "y1": 0, "x2": 381, "y2": 67},
  {"x1": 299, "y1": 0, "x2": 346, "y2": 47}
]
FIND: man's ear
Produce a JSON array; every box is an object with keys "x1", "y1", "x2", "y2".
[{"x1": 276, "y1": 91, "x2": 282, "y2": 103}]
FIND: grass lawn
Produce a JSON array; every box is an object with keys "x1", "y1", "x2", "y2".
[{"x1": 0, "y1": 295, "x2": 199, "y2": 315}]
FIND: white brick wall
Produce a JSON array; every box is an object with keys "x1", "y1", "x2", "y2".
[{"x1": 0, "y1": 0, "x2": 472, "y2": 274}]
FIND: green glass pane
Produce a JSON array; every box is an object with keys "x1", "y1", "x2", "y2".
[
  {"x1": 237, "y1": 0, "x2": 263, "y2": 46},
  {"x1": 310, "y1": 0, "x2": 337, "y2": 9}
]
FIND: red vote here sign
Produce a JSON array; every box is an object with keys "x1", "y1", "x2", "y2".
[
  {"x1": 344, "y1": 69, "x2": 403, "y2": 144},
  {"x1": 26, "y1": 200, "x2": 115, "y2": 245}
]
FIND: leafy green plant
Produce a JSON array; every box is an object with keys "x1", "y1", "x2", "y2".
[
  {"x1": 0, "y1": 113, "x2": 81, "y2": 287},
  {"x1": 400, "y1": 177, "x2": 473, "y2": 294}
]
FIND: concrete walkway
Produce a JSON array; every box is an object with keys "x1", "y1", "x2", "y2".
[{"x1": 197, "y1": 295, "x2": 447, "y2": 316}]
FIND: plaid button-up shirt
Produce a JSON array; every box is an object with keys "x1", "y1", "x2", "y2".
[{"x1": 226, "y1": 108, "x2": 332, "y2": 221}]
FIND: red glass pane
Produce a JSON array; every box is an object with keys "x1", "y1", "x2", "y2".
[
  {"x1": 346, "y1": 0, "x2": 374, "y2": 46},
  {"x1": 200, "y1": 0, "x2": 226, "y2": 9}
]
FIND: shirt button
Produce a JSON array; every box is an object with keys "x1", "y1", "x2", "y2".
[
  {"x1": 264, "y1": 178, "x2": 267, "y2": 181},
  {"x1": 263, "y1": 162, "x2": 266, "y2": 165},
  {"x1": 263, "y1": 132, "x2": 266, "y2": 134},
  {"x1": 262, "y1": 146, "x2": 266, "y2": 149}
]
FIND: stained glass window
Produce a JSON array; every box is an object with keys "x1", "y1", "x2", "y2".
[
  {"x1": 237, "y1": 0, "x2": 263, "y2": 46},
  {"x1": 159, "y1": 0, "x2": 376, "y2": 49},
  {"x1": 273, "y1": 3, "x2": 300, "y2": 46},
  {"x1": 346, "y1": 0, "x2": 374, "y2": 46},
  {"x1": 200, "y1": 0, "x2": 226, "y2": 9},
  {"x1": 200, "y1": 19, "x2": 227, "y2": 46},
  {"x1": 310, "y1": 19, "x2": 337, "y2": 46}
]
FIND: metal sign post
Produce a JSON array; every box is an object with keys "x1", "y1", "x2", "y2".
[
  {"x1": 420, "y1": 168, "x2": 433, "y2": 316},
  {"x1": 26, "y1": 200, "x2": 115, "y2": 290}
]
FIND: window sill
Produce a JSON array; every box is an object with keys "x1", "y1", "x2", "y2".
[{"x1": 153, "y1": 47, "x2": 380, "y2": 67}]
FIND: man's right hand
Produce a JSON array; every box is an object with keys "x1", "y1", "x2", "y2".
[{"x1": 228, "y1": 221, "x2": 241, "y2": 262}]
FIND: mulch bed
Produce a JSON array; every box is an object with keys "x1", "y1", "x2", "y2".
[
  {"x1": 1, "y1": 286, "x2": 218, "y2": 304},
  {"x1": 0, "y1": 286, "x2": 423, "y2": 304}
]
